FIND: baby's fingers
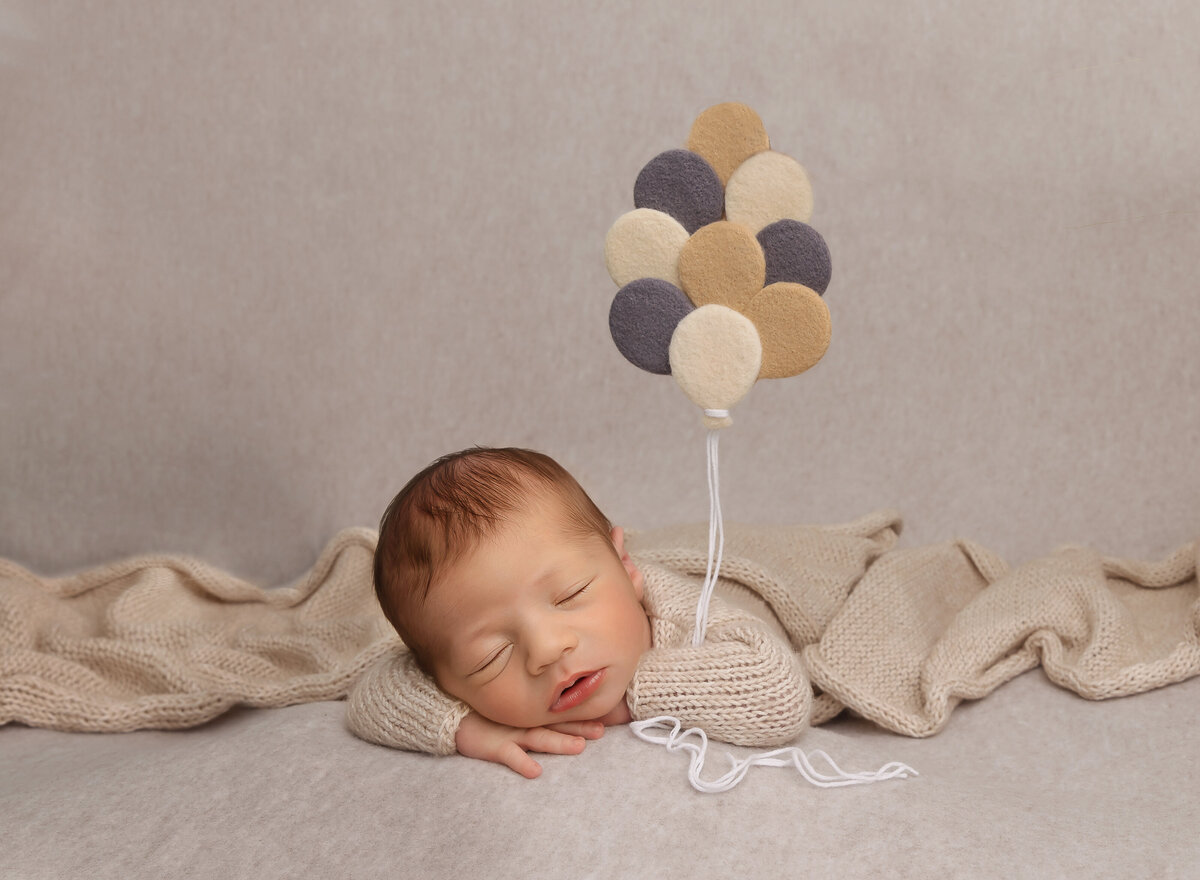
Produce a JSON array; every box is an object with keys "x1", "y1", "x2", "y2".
[
  {"x1": 517, "y1": 727, "x2": 588, "y2": 756},
  {"x1": 497, "y1": 741, "x2": 543, "y2": 779},
  {"x1": 545, "y1": 720, "x2": 605, "y2": 740}
]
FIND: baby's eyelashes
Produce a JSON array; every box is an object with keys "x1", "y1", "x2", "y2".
[
  {"x1": 470, "y1": 643, "x2": 512, "y2": 677},
  {"x1": 555, "y1": 580, "x2": 593, "y2": 605}
]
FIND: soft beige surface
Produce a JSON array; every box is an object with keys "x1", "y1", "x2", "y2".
[
  {"x1": 2, "y1": 0, "x2": 1199, "y2": 877},
  {"x1": 4, "y1": 679, "x2": 1199, "y2": 879}
]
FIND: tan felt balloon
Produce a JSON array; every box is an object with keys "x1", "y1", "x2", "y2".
[
  {"x1": 677, "y1": 221, "x2": 765, "y2": 311},
  {"x1": 741, "y1": 282, "x2": 831, "y2": 378},
  {"x1": 724, "y1": 151, "x2": 814, "y2": 232},
  {"x1": 685, "y1": 102, "x2": 771, "y2": 186},
  {"x1": 605, "y1": 208, "x2": 690, "y2": 287}
]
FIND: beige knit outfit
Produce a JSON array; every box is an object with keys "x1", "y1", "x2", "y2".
[
  {"x1": 346, "y1": 560, "x2": 816, "y2": 753},
  {"x1": 5, "y1": 512, "x2": 1200, "y2": 749}
]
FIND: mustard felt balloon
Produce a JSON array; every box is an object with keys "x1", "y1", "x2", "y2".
[
  {"x1": 604, "y1": 208, "x2": 691, "y2": 288},
  {"x1": 677, "y1": 220, "x2": 765, "y2": 312},
  {"x1": 686, "y1": 102, "x2": 771, "y2": 186},
  {"x1": 668, "y1": 304, "x2": 763, "y2": 428},
  {"x1": 724, "y1": 151, "x2": 814, "y2": 232},
  {"x1": 741, "y1": 282, "x2": 831, "y2": 379}
]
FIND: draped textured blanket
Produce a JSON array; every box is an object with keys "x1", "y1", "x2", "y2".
[{"x1": 3, "y1": 511, "x2": 1199, "y2": 737}]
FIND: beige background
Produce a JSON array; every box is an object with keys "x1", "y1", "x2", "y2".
[{"x1": 2, "y1": 0, "x2": 1198, "y2": 585}]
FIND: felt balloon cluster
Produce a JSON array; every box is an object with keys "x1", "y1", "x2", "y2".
[{"x1": 605, "y1": 103, "x2": 832, "y2": 428}]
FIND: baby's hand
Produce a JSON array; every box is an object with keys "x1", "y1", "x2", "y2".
[{"x1": 454, "y1": 711, "x2": 605, "y2": 779}]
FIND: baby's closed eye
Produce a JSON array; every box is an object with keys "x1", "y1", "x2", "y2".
[
  {"x1": 472, "y1": 643, "x2": 512, "y2": 676},
  {"x1": 555, "y1": 580, "x2": 593, "y2": 605}
]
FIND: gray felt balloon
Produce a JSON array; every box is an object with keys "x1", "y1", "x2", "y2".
[
  {"x1": 756, "y1": 219, "x2": 832, "y2": 294},
  {"x1": 634, "y1": 150, "x2": 724, "y2": 235},
  {"x1": 609, "y1": 278, "x2": 695, "y2": 374}
]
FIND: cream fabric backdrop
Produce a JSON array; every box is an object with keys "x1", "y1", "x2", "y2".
[{"x1": 2, "y1": 0, "x2": 1198, "y2": 584}]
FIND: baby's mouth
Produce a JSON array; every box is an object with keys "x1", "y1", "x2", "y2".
[{"x1": 549, "y1": 669, "x2": 606, "y2": 713}]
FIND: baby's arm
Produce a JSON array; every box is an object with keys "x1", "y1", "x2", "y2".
[
  {"x1": 346, "y1": 642, "x2": 603, "y2": 777},
  {"x1": 346, "y1": 642, "x2": 468, "y2": 754},
  {"x1": 626, "y1": 566, "x2": 812, "y2": 747}
]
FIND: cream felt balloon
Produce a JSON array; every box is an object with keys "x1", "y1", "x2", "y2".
[
  {"x1": 668, "y1": 304, "x2": 762, "y2": 428},
  {"x1": 724, "y1": 151, "x2": 814, "y2": 232},
  {"x1": 741, "y1": 282, "x2": 831, "y2": 379},
  {"x1": 604, "y1": 208, "x2": 690, "y2": 288}
]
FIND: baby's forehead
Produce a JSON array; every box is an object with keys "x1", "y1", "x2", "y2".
[{"x1": 425, "y1": 515, "x2": 607, "y2": 600}]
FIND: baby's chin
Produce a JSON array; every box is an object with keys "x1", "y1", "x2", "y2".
[{"x1": 555, "y1": 700, "x2": 620, "y2": 725}]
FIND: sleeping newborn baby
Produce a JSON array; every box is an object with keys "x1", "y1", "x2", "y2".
[{"x1": 346, "y1": 446, "x2": 811, "y2": 777}]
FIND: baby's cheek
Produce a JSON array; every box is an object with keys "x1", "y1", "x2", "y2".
[{"x1": 487, "y1": 677, "x2": 548, "y2": 727}]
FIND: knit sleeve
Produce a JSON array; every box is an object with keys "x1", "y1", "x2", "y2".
[
  {"x1": 344, "y1": 640, "x2": 470, "y2": 755},
  {"x1": 626, "y1": 566, "x2": 812, "y2": 747}
]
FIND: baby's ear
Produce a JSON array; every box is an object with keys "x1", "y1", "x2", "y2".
[{"x1": 610, "y1": 526, "x2": 645, "y2": 599}]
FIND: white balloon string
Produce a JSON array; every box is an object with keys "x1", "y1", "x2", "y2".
[
  {"x1": 630, "y1": 716, "x2": 919, "y2": 794},
  {"x1": 692, "y1": 429, "x2": 725, "y2": 647}
]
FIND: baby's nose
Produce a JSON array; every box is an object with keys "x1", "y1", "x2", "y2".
[{"x1": 526, "y1": 621, "x2": 578, "y2": 673}]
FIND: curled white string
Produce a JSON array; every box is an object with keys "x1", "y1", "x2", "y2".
[
  {"x1": 691, "y1": 429, "x2": 725, "y2": 647},
  {"x1": 630, "y1": 716, "x2": 918, "y2": 794}
]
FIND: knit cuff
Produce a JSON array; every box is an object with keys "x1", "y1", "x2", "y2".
[
  {"x1": 344, "y1": 642, "x2": 469, "y2": 755},
  {"x1": 627, "y1": 624, "x2": 811, "y2": 747}
]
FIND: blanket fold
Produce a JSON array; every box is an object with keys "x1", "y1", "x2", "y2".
[
  {"x1": 1, "y1": 528, "x2": 394, "y2": 731},
  {"x1": 3, "y1": 514, "x2": 1198, "y2": 739},
  {"x1": 802, "y1": 538, "x2": 1200, "y2": 736}
]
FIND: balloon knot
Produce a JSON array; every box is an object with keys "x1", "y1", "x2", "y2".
[{"x1": 701, "y1": 410, "x2": 733, "y2": 430}]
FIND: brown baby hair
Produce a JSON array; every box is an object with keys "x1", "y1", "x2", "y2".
[{"x1": 374, "y1": 447, "x2": 613, "y2": 670}]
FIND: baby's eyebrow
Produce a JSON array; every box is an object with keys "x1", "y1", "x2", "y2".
[{"x1": 531, "y1": 561, "x2": 564, "y2": 588}]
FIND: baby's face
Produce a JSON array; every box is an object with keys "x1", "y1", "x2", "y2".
[{"x1": 421, "y1": 493, "x2": 651, "y2": 729}]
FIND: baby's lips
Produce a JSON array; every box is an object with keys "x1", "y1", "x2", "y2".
[{"x1": 549, "y1": 669, "x2": 606, "y2": 713}]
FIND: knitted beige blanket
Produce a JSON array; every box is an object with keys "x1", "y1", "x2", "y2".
[
  {"x1": 1, "y1": 529, "x2": 393, "y2": 732},
  {"x1": 4, "y1": 512, "x2": 1199, "y2": 736}
]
